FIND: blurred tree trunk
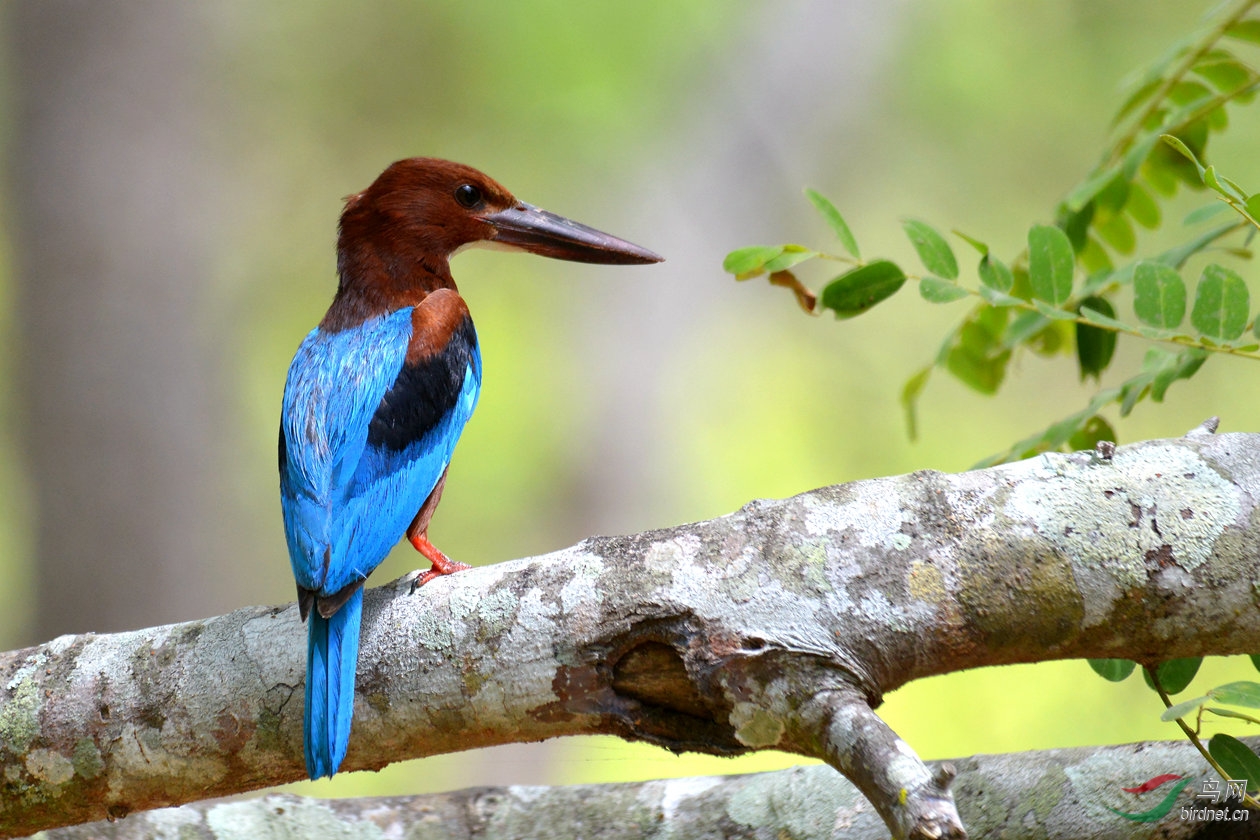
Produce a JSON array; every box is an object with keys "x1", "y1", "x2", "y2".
[{"x1": 7, "y1": 2, "x2": 231, "y2": 640}]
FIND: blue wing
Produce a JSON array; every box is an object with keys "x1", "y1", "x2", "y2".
[{"x1": 279, "y1": 304, "x2": 482, "y2": 599}]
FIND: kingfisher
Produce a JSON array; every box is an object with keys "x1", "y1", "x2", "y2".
[{"x1": 279, "y1": 158, "x2": 661, "y2": 779}]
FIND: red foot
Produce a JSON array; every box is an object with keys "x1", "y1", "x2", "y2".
[{"x1": 409, "y1": 532, "x2": 471, "y2": 591}]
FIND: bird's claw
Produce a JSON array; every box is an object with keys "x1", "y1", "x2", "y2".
[
  {"x1": 407, "y1": 531, "x2": 471, "y2": 592},
  {"x1": 409, "y1": 558, "x2": 473, "y2": 593}
]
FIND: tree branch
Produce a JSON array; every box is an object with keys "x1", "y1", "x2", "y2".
[
  {"x1": 35, "y1": 738, "x2": 1260, "y2": 840},
  {"x1": 3, "y1": 431, "x2": 1260, "y2": 838}
]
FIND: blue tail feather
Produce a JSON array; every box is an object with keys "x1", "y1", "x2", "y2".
[{"x1": 304, "y1": 586, "x2": 364, "y2": 778}]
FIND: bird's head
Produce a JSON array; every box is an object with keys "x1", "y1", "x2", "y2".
[{"x1": 336, "y1": 158, "x2": 661, "y2": 293}]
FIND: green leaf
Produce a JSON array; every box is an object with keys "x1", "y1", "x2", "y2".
[
  {"x1": 1151, "y1": 348, "x2": 1207, "y2": 402},
  {"x1": 1158, "y1": 222, "x2": 1241, "y2": 268},
  {"x1": 1194, "y1": 55, "x2": 1255, "y2": 93},
  {"x1": 1134, "y1": 324, "x2": 1176, "y2": 341},
  {"x1": 1088, "y1": 658, "x2": 1136, "y2": 682},
  {"x1": 724, "y1": 245, "x2": 784, "y2": 278},
  {"x1": 1027, "y1": 319, "x2": 1072, "y2": 356},
  {"x1": 1204, "y1": 706, "x2": 1260, "y2": 725},
  {"x1": 1207, "y1": 99, "x2": 1231, "y2": 131},
  {"x1": 978, "y1": 254, "x2": 1014, "y2": 293},
  {"x1": 1009, "y1": 265, "x2": 1033, "y2": 299},
  {"x1": 965, "y1": 304, "x2": 1010, "y2": 349},
  {"x1": 1079, "y1": 309, "x2": 1127, "y2": 336},
  {"x1": 1081, "y1": 260, "x2": 1128, "y2": 298},
  {"x1": 1208, "y1": 734, "x2": 1260, "y2": 793},
  {"x1": 990, "y1": 304, "x2": 1018, "y2": 341},
  {"x1": 1094, "y1": 173, "x2": 1130, "y2": 212},
  {"x1": 1176, "y1": 119, "x2": 1210, "y2": 161},
  {"x1": 1068, "y1": 415, "x2": 1116, "y2": 451},
  {"x1": 919, "y1": 277, "x2": 970, "y2": 303},
  {"x1": 805, "y1": 189, "x2": 860, "y2": 259},
  {"x1": 1005, "y1": 311, "x2": 1052, "y2": 349},
  {"x1": 762, "y1": 245, "x2": 818, "y2": 273},
  {"x1": 1246, "y1": 193, "x2": 1260, "y2": 221},
  {"x1": 1079, "y1": 274, "x2": 1122, "y2": 308},
  {"x1": 1217, "y1": 174, "x2": 1249, "y2": 202},
  {"x1": 1160, "y1": 134, "x2": 1207, "y2": 180},
  {"x1": 1226, "y1": 18, "x2": 1260, "y2": 44},
  {"x1": 1063, "y1": 167, "x2": 1110, "y2": 215},
  {"x1": 901, "y1": 366, "x2": 931, "y2": 441},
  {"x1": 1079, "y1": 236, "x2": 1114, "y2": 275},
  {"x1": 1160, "y1": 694, "x2": 1209, "y2": 722},
  {"x1": 1111, "y1": 77, "x2": 1162, "y2": 127},
  {"x1": 1119, "y1": 132, "x2": 1161, "y2": 182},
  {"x1": 1033, "y1": 300, "x2": 1077, "y2": 320},
  {"x1": 1125, "y1": 182, "x2": 1161, "y2": 230},
  {"x1": 1134, "y1": 262, "x2": 1186, "y2": 329},
  {"x1": 978, "y1": 286, "x2": 1023, "y2": 307},
  {"x1": 945, "y1": 306, "x2": 1012, "y2": 395},
  {"x1": 1058, "y1": 200, "x2": 1095, "y2": 252},
  {"x1": 983, "y1": 387, "x2": 1122, "y2": 466},
  {"x1": 1119, "y1": 357, "x2": 1161, "y2": 416},
  {"x1": 946, "y1": 347, "x2": 1010, "y2": 395},
  {"x1": 1130, "y1": 34, "x2": 1195, "y2": 90},
  {"x1": 1144, "y1": 658, "x2": 1203, "y2": 695},
  {"x1": 1204, "y1": 165, "x2": 1249, "y2": 204},
  {"x1": 1028, "y1": 224, "x2": 1075, "y2": 306},
  {"x1": 1210, "y1": 681, "x2": 1260, "y2": 708},
  {"x1": 1252, "y1": 654, "x2": 1260, "y2": 673},
  {"x1": 1096, "y1": 212, "x2": 1136, "y2": 254},
  {"x1": 954, "y1": 230, "x2": 989, "y2": 255},
  {"x1": 903, "y1": 219, "x2": 959, "y2": 280},
  {"x1": 1149, "y1": 121, "x2": 1209, "y2": 188},
  {"x1": 1191, "y1": 264, "x2": 1250, "y2": 341},
  {"x1": 1077, "y1": 296, "x2": 1117, "y2": 381},
  {"x1": 819, "y1": 260, "x2": 906, "y2": 319},
  {"x1": 1144, "y1": 151, "x2": 1180, "y2": 197},
  {"x1": 1168, "y1": 79, "x2": 1213, "y2": 107},
  {"x1": 1184, "y1": 202, "x2": 1231, "y2": 226}
]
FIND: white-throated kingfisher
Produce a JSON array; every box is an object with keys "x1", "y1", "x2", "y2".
[{"x1": 278, "y1": 158, "x2": 661, "y2": 779}]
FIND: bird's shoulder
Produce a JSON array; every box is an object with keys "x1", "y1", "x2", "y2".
[{"x1": 368, "y1": 289, "x2": 481, "y2": 452}]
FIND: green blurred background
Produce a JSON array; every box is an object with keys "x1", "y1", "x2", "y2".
[{"x1": 1, "y1": 0, "x2": 1256, "y2": 799}]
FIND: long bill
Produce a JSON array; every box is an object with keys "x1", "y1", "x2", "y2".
[{"x1": 480, "y1": 203, "x2": 663, "y2": 265}]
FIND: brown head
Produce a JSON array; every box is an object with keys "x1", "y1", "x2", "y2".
[{"x1": 328, "y1": 157, "x2": 662, "y2": 328}]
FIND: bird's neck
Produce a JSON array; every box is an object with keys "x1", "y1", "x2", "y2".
[{"x1": 321, "y1": 247, "x2": 459, "y2": 332}]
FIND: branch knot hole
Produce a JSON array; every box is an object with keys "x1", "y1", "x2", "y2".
[{"x1": 610, "y1": 641, "x2": 709, "y2": 719}]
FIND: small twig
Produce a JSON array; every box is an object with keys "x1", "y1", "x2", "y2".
[
  {"x1": 1145, "y1": 665, "x2": 1260, "y2": 811},
  {"x1": 1185, "y1": 416, "x2": 1221, "y2": 436},
  {"x1": 1103, "y1": 0, "x2": 1260, "y2": 169},
  {"x1": 803, "y1": 686, "x2": 965, "y2": 840}
]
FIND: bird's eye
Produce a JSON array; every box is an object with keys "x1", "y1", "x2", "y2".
[{"x1": 454, "y1": 184, "x2": 483, "y2": 209}]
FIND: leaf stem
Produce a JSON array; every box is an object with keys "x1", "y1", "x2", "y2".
[
  {"x1": 1104, "y1": 0, "x2": 1259, "y2": 169},
  {"x1": 1146, "y1": 665, "x2": 1260, "y2": 811},
  {"x1": 906, "y1": 273, "x2": 1260, "y2": 362}
]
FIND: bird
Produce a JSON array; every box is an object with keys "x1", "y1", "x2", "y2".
[{"x1": 278, "y1": 157, "x2": 662, "y2": 779}]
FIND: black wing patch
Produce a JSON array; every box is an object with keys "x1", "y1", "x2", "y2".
[
  {"x1": 366, "y1": 315, "x2": 478, "y2": 452},
  {"x1": 278, "y1": 424, "x2": 288, "y2": 474}
]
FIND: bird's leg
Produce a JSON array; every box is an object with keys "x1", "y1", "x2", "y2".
[
  {"x1": 406, "y1": 467, "x2": 471, "y2": 590},
  {"x1": 408, "y1": 530, "x2": 471, "y2": 589}
]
